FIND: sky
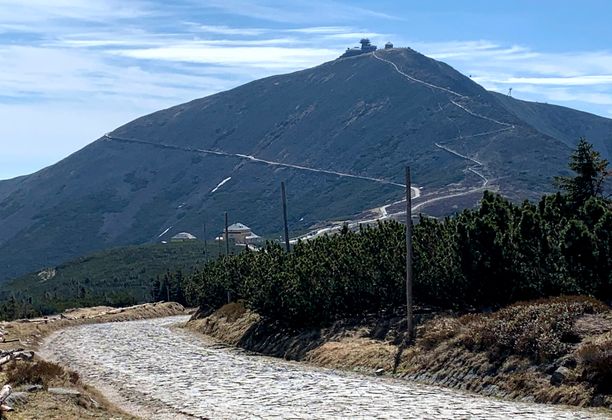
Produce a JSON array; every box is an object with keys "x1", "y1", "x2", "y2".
[{"x1": 1, "y1": 0, "x2": 612, "y2": 180}]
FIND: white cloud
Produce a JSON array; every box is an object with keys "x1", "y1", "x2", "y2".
[
  {"x1": 325, "y1": 32, "x2": 386, "y2": 40},
  {"x1": 0, "y1": 0, "x2": 152, "y2": 23},
  {"x1": 110, "y1": 44, "x2": 338, "y2": 69},
  {"x1": 287, "y1": 26, "x2": 353, "y2": 34},
  {"x1": 496, "y1": 75, "x2": 612, "y2": 86},
  {"x1": 196, "y1": 25, "x2": 267, "y2": 36},
  {"x1": 196, "y1": 0, "x2": 400, "y2": 24}
]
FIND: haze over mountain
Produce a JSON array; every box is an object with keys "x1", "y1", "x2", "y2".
[{"x1": 1, "y1": 46, "x2": 611, "y2": 282}]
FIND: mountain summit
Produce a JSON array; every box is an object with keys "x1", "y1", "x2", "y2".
[{"x1": 1, "y1": 46, "x2": 611, "y2": 281}]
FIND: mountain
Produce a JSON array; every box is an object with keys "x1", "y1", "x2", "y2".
[{"x1": 1, "y1": 47, "x2": 611, "y2": 282}]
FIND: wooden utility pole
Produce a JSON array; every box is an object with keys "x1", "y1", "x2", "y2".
[
  {"x1": 405, "y1": 166, "x2": 414, "y2": 342},
  {"x1": 223, "y1": 212, "x2": 231, "y2": 303},
  {"x1": 281, "y1": 181, "x2": 290, "y2": 252},
  {"x1": 203, "y1": 220, "x2": 207, "y2": 261},
  {"x1": 224, "y1": 212, "x2": 229, "y2": 256}
]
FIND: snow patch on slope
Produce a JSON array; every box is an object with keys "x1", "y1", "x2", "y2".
[{"x1": 211, "y1": 177, "x2": 232, "y2": 193}]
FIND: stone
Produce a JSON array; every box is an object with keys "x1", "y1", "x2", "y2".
[
  {"x1": 544, "y1": 364, "x2": 556, "y2": 375},
  {"x1": 591, "y1": 394, "x2": 605, "y2": 407},
  {"x1": 48, "y1": 387, "x2": 81, "y2": 397},
  {"x1": 558, "y1": 355, "x2": 577, "y2": 369},
  {"x1": 550, "y1": 366, "x2": 571, "y2": 386},
  {"x1": 77, "y1": 395, "x2": 100, "y2": 409},
  {"x1": 5, "y1": 392, "x2": 28, "y2": 407}
]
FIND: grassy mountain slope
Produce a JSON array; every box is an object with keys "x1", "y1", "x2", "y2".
[
  {"x1": 0, "y1": 240, "x2": 232, "y2": 314},
  {"x1": 493, "y1": 92, "x2": 612, "y2": 160},
  {"x1": 0, "y1": 47, "x2": 610, "y2": 282}
]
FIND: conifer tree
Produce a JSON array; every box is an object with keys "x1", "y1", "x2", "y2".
[{"x1": 555, "y1": 138, "x2": 609, "y2": 206}]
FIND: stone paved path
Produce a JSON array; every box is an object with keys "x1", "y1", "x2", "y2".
[{"x1": 41, "y1": 316, "x2": 609, "y2": 419}]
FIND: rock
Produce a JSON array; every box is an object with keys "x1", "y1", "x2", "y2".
[
  {"x1": 13, "y1": 350, "x2": 34, "y2": 361},
  {"x1": 543, "y1": 364, "x2": 556, "y2": 375},
  {"x1": 77, "y1": 395, "x2": 100, "y2": 409},
  {"x1": 557, "y1": 355, "x2": 577, "y2": 369},
  {"x1": 550, "y1": 366, "x2": 571, "y2": 386},
  {"x1": 591, "y1": 394, "x2": 605, "y2": 407},
  {"x1": 23, "y1": 384, "x2": 43, "y2": 393},
  {"x1": 483, "y1": 384, "x2": 499, "y2": 395},
  {"x1": 48, "y1": 387, "x2": 81, "y2": 397},
  {"x1": 5, "y1": 392, "x2": 28, "y2": 407}
]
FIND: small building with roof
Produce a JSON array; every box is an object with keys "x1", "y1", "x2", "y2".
[
  {"x1": 340, "y1": 38, "x2": 378, "y2": 58},
  {"x1": 171, "y1": 232, "x2": 197, "y2": 242},
  {"x1": 217, "y1": 223, "x2": 263, "y2": 245}
]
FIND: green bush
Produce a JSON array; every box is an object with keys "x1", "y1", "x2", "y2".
[{"x1": 182, "y1": 190, "x2": 610, "y2": 327}]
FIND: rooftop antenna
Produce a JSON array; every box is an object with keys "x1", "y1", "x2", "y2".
[{"x1": 507, "y1": 87, "x2": 513, "y2": 97}]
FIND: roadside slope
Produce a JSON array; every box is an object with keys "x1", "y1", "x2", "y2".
[{"x1": 186, "y1": 298, "x2": 612, "y2": 410}]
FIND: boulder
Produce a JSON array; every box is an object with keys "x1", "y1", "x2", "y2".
[{"x1": 550, "y1": 366, "x2": 571, "y2": 386}]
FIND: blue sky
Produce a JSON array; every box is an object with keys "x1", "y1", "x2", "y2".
[{"x1": 2, "y1": 0, "x2": 612, "y2": 179}]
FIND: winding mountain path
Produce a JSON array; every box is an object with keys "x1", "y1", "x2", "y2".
[
  {"x1": 372, "y1": 52, "x2": 467, "y2": 98},
  {"x1": 41, "y1": 317, "x2": 605, "y2": 420},
  {"x1": 369, "y1": 50, "x2": 520, "y2": 215},
  {"x1": 434, "y1": 142, "x2": 488, "y2": 186}
]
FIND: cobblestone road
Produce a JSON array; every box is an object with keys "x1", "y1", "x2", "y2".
[{"x1": 41, "y1": 316, "x2": 609, "y2": 419}]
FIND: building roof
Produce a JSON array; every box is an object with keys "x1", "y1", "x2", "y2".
[
  {"x1": 227, "y1": 223, "x2": 251, "y2": 232},
  {"x1": 171, "y1": 232, "x2": 197, "y2": 240}
]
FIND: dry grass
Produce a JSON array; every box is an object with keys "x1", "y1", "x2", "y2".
[
  {"x1": 578, "y1": 332, "x2": 612, "y2": 393},
  {"x1": 5, "y1": 360, "x2": 68, "y2": 388},
  {"x1": 213, "y1": 301, "x2": 249, "y2": 322},
  {"x1": 417, "y1": 316, "x2": 461, "y2": 350},
  {"x1": 457, "y1": 296, "x2": 607, "y2": 363},
  {"x1": 187, "y1": 301, "x2": 261, "y2": 346},
  {"x1": 306, "y1": 338, "x2": 396, "y2": 372}
]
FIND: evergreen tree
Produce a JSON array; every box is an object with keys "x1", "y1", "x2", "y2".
[{"x1": 555, "y1": 138, "x2": 609, "y2": 206}]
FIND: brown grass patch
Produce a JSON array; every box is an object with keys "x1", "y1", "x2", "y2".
[
  {"x1": 417, "y1": 316, "x2": 461, "y2": 350},
  {"x1": 5, "y1": 360, "x2": 69, "y2": 388},
  {"x1": 306, "y1": 338, "x2": 396, "y2": 372},
  {"x1": 457, "y1": 296, "x2": 606, "y2": 363},
  {"x1": 578, "y1": 332, "x2": 612, "y2": 393},
  {"x1": 214, "y1": 301, "x2": 248, "y2": 322}
]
